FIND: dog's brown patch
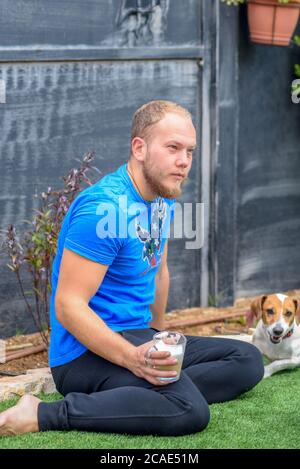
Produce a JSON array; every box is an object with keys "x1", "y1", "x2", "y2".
[
  {"x1": 251, "y1": 294, "x2": 298, "y2": 326},
  {"x1": 292, "y1": 298, "x2": 300, "y2": 325}
]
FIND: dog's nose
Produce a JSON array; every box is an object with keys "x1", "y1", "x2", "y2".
[{"x1": 273, "y1": 326, "x2": 284, "y2": 336}]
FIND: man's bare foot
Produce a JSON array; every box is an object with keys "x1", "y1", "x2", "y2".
[{"x1": 0, "y1": 394, "x2": 41, "y2": 436}]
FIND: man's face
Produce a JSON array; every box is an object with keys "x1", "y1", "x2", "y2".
[{"x1": 142, "y1": 112, "x2": 197, "y2": 199}]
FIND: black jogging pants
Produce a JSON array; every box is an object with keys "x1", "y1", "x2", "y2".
[{"x1": 38, "y1": 328, "x2": 264, "y2": 436}]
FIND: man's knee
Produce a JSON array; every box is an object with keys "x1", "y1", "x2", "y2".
[
  {"x1": 234, "y1": 340, "x2": 264, "y2": 388},
  {"x1": 160, "y1": 400, "x2": 210, "y2": 436},
  {"x1": 186, "y1": 400, "x2": 210, "y2": 435}
]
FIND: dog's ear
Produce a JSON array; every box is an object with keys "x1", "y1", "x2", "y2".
[
  {"x1": 250, "y1": 295, "x2": 267, "y2": 319},
  {"x1": 292, "y1": 298, "x2": 300, "y2": 325}
]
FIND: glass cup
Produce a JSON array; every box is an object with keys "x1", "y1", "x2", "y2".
[{"x1": 151, "y1": 331, "x2": 187, "y2": 383}]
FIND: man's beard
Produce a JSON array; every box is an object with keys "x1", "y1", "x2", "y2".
[{"x1": 142, "y1": 156, "x2": 186, "y2": 199}]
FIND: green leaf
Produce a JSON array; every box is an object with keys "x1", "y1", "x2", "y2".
[{"x1": 294, "y1": 64, "x2": 300, "y2": 77}]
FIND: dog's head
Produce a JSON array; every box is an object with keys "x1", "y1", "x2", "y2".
[{"x1": 251, "y1": 293, "x2": 300, "y2": 344}]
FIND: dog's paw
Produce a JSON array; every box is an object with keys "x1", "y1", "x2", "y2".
[
  {"x1": 263, "y1": 367, "x2": 272, "y2": 379},
  {"x1": 291, "y1": 357, "x2": 300, "y2": 367}
]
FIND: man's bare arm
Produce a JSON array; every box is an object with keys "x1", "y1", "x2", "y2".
[
  {"x1": 55, "y1": 248, "x2": 136, "y2": 367},
  {"x1": 150, "y1": 241, "x2": 169, "y2": 330},
  {"x1": 55, "y1": 247, "x2": 177, "y2": 385}
]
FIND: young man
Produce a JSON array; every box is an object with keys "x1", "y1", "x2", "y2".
[{"x1": 0, "y1": 100, "x2": 264, "y2": 437}]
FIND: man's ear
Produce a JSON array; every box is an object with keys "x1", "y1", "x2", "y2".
[
  {"x1": 131, "y1": 137, "x2": 147, "y2": 162},
  {"x1": 292, "y1": 298, "x2": 300, "y2": 325},
  {"x1": 250, "y1": 295, "x2": 267, "y2": 320}
]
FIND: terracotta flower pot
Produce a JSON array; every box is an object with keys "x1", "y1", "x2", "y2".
[{"x1": 247, "y1": 0, "x2": 300, "y2": 46}]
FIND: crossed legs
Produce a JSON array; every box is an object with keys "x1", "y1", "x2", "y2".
[{"x1": 0, "y1": 329, "x2": 264, "y2": 436}]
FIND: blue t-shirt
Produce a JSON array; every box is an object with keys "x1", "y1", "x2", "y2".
[{"x1": 49, "y1": 163, "x2": 175, "y2": 366}]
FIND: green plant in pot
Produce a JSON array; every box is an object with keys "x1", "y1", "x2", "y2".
[
  {"x1": 222, "y1": 0, "x2": 300, "y2": 46},
  {"x1": 293, "y1": 34, "x2": 300, "y2": 96}
]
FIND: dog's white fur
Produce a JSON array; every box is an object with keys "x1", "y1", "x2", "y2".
[{"x1": 216, "y1": 293, "x2": 300, "y2": 379}]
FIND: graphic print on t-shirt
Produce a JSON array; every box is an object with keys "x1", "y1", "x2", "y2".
[{"x1": 135, "y1": 197, "x2": 167, "y2": 275}]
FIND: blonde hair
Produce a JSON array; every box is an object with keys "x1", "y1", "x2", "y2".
[{"x1": 131, "y1": 100, "x2": 192, "y2": 142}]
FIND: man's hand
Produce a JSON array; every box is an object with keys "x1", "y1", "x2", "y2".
[{"x1": 126, "y1": 340, "x2": 178, "y2": 386}]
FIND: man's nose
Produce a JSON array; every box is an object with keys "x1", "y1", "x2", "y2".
[{"x1": 176, "y1": 151, "x2": 190, "y2": 167}]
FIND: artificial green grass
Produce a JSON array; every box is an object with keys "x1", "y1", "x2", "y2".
[{"x1": 0, "y1": 368, "x2": 299, "y2": 449}]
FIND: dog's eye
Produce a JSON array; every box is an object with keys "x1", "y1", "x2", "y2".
[
  {"x1": 285, "y1": 311, "x2": 293, "y2": 317},
  {"x1": 267, "y1": 309, "x2": 274, "y2": 315}
]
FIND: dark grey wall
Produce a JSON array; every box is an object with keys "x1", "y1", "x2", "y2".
[
  {"x1": 0, "y1": 0, "x2": 206, "y2": 338},
  {"x1": 215, "y1": 5, "x2": 300, "y2": 306},
  {"x1": 1, "y1": 1, "x2": 299, "y2": 337},
  {"x1": 236, "y1": 13, "x2": 300, "y2": 300},
  {"x1": 212, "y1": 3, "x2": 239, "y2": 307}
]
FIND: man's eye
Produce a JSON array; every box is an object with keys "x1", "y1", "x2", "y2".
[{"x1": 169, "y1": 145, "x2": 177, "y2": 150}]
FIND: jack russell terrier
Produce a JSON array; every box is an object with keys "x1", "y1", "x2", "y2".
[{"x1": 218, "y1": 293, "x2": 300, "y2": 378}]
